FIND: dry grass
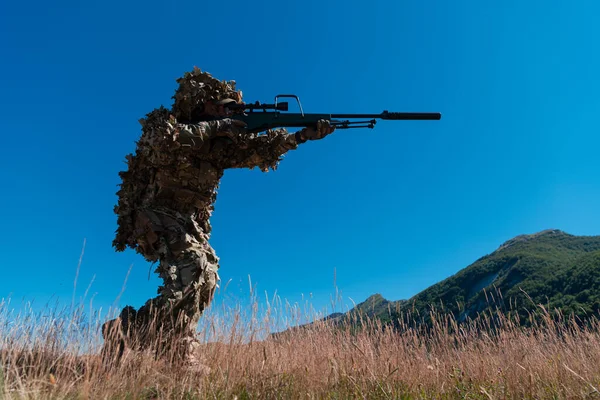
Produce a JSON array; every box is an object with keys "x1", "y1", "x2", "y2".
[{"x1": 2, "y1": 290, "x2": 600, "y2": 400}]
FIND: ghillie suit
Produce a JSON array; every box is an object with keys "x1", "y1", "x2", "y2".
[{"x1": 102, "y1": 68, "x2": 332, "y2": 365}]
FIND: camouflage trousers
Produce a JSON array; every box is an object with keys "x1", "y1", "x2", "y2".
[{"x1": 102, "y1": 207, "x2": 219, "y2": 364}]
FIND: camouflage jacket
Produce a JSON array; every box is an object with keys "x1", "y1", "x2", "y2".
[{"x1": 113, "y1": 106, "x2": 298, "y2": 257}]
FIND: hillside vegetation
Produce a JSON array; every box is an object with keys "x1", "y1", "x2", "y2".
[{"x1": 332, "y1": 229, "x2": 600, "y2": 328}]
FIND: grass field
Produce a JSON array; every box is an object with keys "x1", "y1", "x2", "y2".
[{"x1": 2, "y1": 289, "x2": 600, "y2": 399}]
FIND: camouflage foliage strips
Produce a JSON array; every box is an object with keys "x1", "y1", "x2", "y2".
[
  {"x1": 107, "y1": 67, "x2": 321, "y2": 367},
  {"x1": 171, "y1": 67, "x2": 242, "y2": 121}
]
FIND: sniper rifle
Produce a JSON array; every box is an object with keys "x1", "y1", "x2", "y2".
[{"x1": 190, "y1": 94, "x2": 442, "y2": 134}]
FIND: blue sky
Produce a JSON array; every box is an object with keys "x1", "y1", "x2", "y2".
[{"x1": 1, "y1": 1, "x2": 599, "y2": 322}]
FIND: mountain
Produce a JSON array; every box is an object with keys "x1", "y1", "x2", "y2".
[
  {"x1": 326, "y1": 293, "x2": 405, "y2": 325},
  {"x1": 326, "y1": 229, "x2": 600, "y2": 328}
]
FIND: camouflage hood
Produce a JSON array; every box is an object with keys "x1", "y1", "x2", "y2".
[{"x1": 171, "y1": 66, "x2": 243, "y2": 120}]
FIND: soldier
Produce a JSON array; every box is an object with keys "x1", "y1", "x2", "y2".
[{"x1": 101, "y1": 67, "x2": 335, "y2": 365}]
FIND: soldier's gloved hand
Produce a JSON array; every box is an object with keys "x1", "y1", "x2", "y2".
[
  {"x1": 213, "y1": 118, "x2": 248, "y2": 139},
  {"x1": 298, "y1": 119, "x2": 335, "y2": 142},
  {"x1": 221, "y1": 118, "x2": 247, "y2": 133}
]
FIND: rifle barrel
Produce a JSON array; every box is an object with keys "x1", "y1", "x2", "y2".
[{"x1": 331, "y1": 112, "x2": 441, "y2": 120}]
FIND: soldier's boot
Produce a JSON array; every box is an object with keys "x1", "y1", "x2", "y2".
[
  {"x1": 100, "y1": 305, "x2": 139, "y2": 366},
  {"x1": 168, "y1": 335, "x2": 211, "y2": 374}
]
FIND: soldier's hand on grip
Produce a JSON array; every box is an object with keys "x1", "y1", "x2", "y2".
[
  {"x1": 223, "y1": 118, "x2": 248, "y2": 134},
  {"x1": 302, "y1": 119, "x2": 336, "y2": 141}
]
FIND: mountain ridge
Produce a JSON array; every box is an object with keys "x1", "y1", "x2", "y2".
[{"x1": 325, "y1": 229, "x2": 600, "y2": 328}]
